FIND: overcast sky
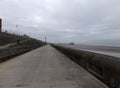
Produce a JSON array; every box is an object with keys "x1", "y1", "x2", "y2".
[{"x1": 0, "y1": 0, "x2": 120, "y2": 45}]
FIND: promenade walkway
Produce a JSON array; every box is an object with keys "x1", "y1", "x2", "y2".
[{"x1": 0, "y1": 45, "x2": 107, "y2": 88}]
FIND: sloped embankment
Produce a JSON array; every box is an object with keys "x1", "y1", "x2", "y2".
[
  {"x1": 0, "y1": 35, "x2": 45, "y2": 62},
  {"x1": 0, "y1": 32, "x2": 28, "y2": 46}
]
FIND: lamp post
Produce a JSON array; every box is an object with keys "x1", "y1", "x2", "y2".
[
  {"x1": 16, "y1": 25, "x2": 20, "y2": 44},
  {"x1": 16, "y1": 25, "x2": 18, "y2": 35},
  {"x1": 45, "y1": 36, "x2": 47, "y2": 43}
]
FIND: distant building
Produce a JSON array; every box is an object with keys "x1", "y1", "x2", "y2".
[
  {"x1": 69, "y1": 43, "x2": 75, "y2": 45},
  {"x1": 0, "y1": 18, "x2": 2, "y2": 32}
]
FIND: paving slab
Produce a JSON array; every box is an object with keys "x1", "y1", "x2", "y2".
[{"x1": 0, "y1": 45, "x2": 108, "y2": 88}]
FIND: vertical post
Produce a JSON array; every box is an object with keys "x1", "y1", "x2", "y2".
[
  {"x1": 10, "y1": 25, "x2": 12, "y2": 33},
  {"x1": 16, "y1": 25, "x2": 18, "y2": 35},
  {"x1": 0, "y1": 18, "x2": 2, "y2": 32},
  {"x1": 45, "y1": 36, "x2": 47, "y2": 43},
  {"x1": 16, "y1": 25, "x2": 20, "y2": 44}
]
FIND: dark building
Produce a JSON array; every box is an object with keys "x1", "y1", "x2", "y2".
[
  {"x1": 0, "y1": 18, "x2": 2, "y2": 32},
  {"x1": 69, "y1": 43, "x2": 75, "y2": 45}
]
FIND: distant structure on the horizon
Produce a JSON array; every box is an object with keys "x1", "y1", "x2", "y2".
[
  {"x1": 45, "y1": 37, "x2": 47, "y2": 43},
  {"x1": 0, "y1": 18, "x2": 2, "y2": 32},
  {"x1": 69, "y1": 42, "x2": 75, "y2": 45}
]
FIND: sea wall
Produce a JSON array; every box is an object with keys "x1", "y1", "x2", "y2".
[{"x1": 52, "y1": 45, "x2": 120, "y2": 88}]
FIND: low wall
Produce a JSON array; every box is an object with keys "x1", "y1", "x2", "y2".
[{"x1": 52, "y1": 45, "x2": 120, "y2": 88}]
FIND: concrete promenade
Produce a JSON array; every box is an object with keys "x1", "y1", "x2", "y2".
[{"x1": 0, "y1": 45, "x2": 108, "y2": 88}]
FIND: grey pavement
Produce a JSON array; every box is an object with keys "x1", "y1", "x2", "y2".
[{"x1": 0, "y1": 45, "x2": 108, "y2": 88}]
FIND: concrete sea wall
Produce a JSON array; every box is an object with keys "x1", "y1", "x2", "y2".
[{"x1": 52, "y1": 45, "x2": 120, "y2": 88}]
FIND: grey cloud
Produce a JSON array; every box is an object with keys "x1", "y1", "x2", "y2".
[{"x1": 0, "y1": 0, "x2": 120, "y2": 45}]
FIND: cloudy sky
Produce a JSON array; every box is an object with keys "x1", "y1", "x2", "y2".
[{"x1": 0, "y1": 0, "x2": 120, "y2": 45}]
